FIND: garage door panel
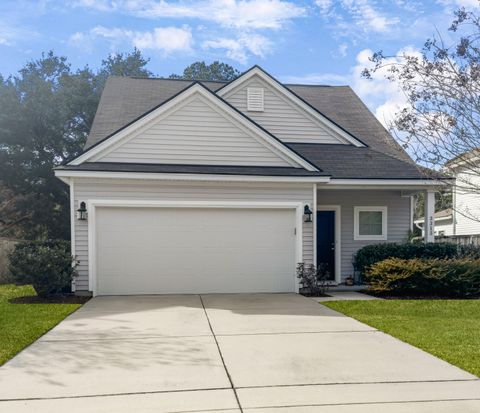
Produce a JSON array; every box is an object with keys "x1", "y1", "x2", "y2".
[{"x1": 96, "y1": 207, "x2": 296, "y2": 295}]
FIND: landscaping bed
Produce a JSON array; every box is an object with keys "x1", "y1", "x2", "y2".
[{"x1": 0, "y1": 284, "x2": 84, "y2": 365}]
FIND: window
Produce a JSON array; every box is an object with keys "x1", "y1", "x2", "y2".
[{"x1": 354, "y1": 206, "x2": 387, "y2": 240}]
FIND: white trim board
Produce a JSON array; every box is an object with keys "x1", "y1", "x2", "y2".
[
  {"x1": 354, "y1": 206, "x2": 388, "y2": 241},
  {"x1": 217, "y1": 66, "x2": 365, "y2": 148},
  {"x1": 55, "y1": 169, "x2": 330, "y2": 183},
  {"x1": 86, "y1": 199, "x2": 304, "y2": 296},
  {"x1": 317, "y1": 205, "x2": 341, "y2": 284},
  {"x1": 68, "y1": 83, "x2": 319, "y2": 172}
]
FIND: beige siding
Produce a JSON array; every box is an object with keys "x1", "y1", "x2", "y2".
[
  {"x1": 317, "y1": 189, "x2": 410, "y2": 279},
  {"x1": 454, "y1": 172, "x2": 480, "y2": 235},
  {"x1": 223, "y1": 75, "x2": 347, "y2": 144},
  {"x1": 95, "y1": 95, "x2": 291, "y2": 167},
  {"x1": 72, "y1": 179, "x2": 314, "y2": 292}
]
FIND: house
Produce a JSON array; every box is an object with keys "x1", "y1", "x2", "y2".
[
  {"x1": 414, "y1": 209, "x2": 454, "y2": 237},
  {"x1": 55, "y1": 66, "x2": 443, "y2": 296},
  {"x1": 415, "y1": 151, "x2": 480, "y2": 238}
]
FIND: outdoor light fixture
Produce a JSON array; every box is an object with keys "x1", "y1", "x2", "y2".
[
  {"x1": 77, "y1": 201, "x2": 87, "y2": 221},
  {"x1": 304, "y1": 205, "x2": 313, "y2": 223}
]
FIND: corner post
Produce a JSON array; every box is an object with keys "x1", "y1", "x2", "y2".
[{"x1": 424, "y1": 189, "x2": 435, "y2": 243}]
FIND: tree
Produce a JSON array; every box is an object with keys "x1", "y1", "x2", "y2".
[
  {"x1": 0, "y1": 49, "x2": 152, "y2": 239},
  {"x1": 363, "y1": 8, "x2": 480, "y2": 196},
  {"x1": 170, "y1": 61, "x2": 240, "y2": 81}
]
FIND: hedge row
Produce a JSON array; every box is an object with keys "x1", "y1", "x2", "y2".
[
  {"x1": 353, "y1": 242, "x2": 480, "y2": 276},
  {"x1": 366, "y1": 257, "x2": 480, "y2": 297}
]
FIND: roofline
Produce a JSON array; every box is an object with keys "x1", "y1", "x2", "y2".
[
  {"x1": 54, "y1": 169, "x2": 330, "y2": 183},
  {"x1": 216, "y1": 65, "x2": 367, "y2": 147},
  {"x1": 67, "y1": 81, "x2": 320, "y2": 171},
  {"x1": 64, "y1": 81, "x2": 197, "y2": 164}
]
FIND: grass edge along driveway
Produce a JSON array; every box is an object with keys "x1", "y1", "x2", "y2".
[
  {"x1": 0, "y1": 284, "x2": 82, "y2": 365},
  {"x1": 323, "y1": 299, "x2": 480, "y2": 378}
]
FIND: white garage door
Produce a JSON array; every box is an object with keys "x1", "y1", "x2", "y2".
[{"x1": 95, "y1": 207, "x2": 297, "y2": 295}]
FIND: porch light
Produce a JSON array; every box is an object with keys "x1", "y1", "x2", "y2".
[
  {"x1": 77, "y1": 202, "x2": 87, "y2": 221},
  {"x1": 304, "y1": 205, "x2": 313, "y2": 223}
]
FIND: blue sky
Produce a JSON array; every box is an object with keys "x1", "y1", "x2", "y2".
[{"x1": 0, "y1": 0, "x2": 478, "y2": 124}]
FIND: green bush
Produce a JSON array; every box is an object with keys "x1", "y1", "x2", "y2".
[
  {"x1": 366, "y1": 257, "x2": 480, "y2": 297},
  {"x1": 353, "y1": 243, "x2": 461, "y2": 276},
  {"x1": 9, "y1": 240, "x2": 76, "y2": 297}
]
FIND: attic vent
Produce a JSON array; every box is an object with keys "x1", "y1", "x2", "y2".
[{"x1": 247, "y1": 87, "x2": 264, "y2": 111}]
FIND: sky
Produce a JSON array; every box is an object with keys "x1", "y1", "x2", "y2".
[{"x1": 0, "y1": 0, "x2": 479, "y2": 126}]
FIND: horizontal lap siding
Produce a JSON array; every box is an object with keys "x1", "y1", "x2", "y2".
[
  {"x1": 97, "y1": 96, "x2": 290, "y2": 167},
  {"x1": 224, "y1": 76, "x2": 344, "y2": 144},
  {"x1": 454, "y1": 172, "x2": 480, "y2": 235},
  {"x1": 317, "y1": 190, "x2": 410, "y2": 280},
  {"x1": 73, "y1": 179, "x2": 313, "y2": 292}
]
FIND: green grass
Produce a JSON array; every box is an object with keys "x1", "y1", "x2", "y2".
[
  {"x1": 0, "y1": 284, "x2": 82, "y2": 365},
  {"x1": 323, "y1": 299, "x2": 480, "y2": 377}
]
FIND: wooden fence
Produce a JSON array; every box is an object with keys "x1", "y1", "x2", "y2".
[{"x1": 436, "y1": 235, "x2": 480, "y2": 246}]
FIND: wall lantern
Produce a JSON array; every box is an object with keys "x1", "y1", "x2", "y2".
[
  {"x1": 77, "y1": 202, "x2": 87, "y2": 221},
  {"x1": 303, "y1": 205, "x2": 313, "y2": 223}
]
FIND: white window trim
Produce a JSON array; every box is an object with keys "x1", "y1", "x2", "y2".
[
  {"x1": 86, "y1": 199, "x2": 304, "y2": 297},
  {"x1": 354, "y1": 206, "x2": 388, "y2": 241}
]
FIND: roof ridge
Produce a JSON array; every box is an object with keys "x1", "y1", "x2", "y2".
[{"x1": 106, "y1": 75, "x2": 352, "y2": 88}]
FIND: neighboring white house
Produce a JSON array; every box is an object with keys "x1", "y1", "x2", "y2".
[
  {"x1": 415, "y1": 153, "x2": 480, "y2": 238},
  {"x1": 55, "y1": 65, "x2": 443, "y2": 296},
  {"x1": 414, "y1": 208, "x2": 454, "y2": 237}
]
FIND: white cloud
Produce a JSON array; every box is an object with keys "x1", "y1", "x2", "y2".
[
  {"x1": 73, "y1": 0, "x2": 305, "y2": 29},
  {"x1": 316, "y1": 0, "x2": 400, "y2": 34},
  {"x1": 132, "y1": 27, "x2": 192, "y2": 52},
  {"x1": 281, "y1": 47, "x2": 421, "y2": 127},
  {"x1": 438, "y1": 0, "x2": 480, "y2": 7},
  {"x1": 70, "y1": 25, "x2": 193, "y2": 54},
  {"x1": 203, "y1": 33, "x2": 272, "y2": 64},
  {"x1": 351, "y1": 47, "x2": 422, "y2": 127}
]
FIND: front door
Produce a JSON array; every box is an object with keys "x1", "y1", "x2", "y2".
[{"x1": 317, "y1": 211, "x2": 335, "y2": 281}]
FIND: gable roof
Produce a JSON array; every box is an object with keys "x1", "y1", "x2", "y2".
[
  {"x1": 70, "y1": 82, "x2": 319, "y2": 172},
  {"x1": 216, "y1": 65, "x2": 365, "y2": 147},
  {"x1": 84, "y1": 74, "x2": 412, "y2": 164}
]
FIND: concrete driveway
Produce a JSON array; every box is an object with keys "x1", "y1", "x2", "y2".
[{"x1": 0, "y1": 293, "x2": 479, "y2": 412}]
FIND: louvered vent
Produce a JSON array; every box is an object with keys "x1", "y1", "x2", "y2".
[{"x1": 247, "y1": 87, "x2": 264, "y2": 111}]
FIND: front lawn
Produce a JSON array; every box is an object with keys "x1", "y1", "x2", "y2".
[
  {"x1": 0, "y1": 284, "x2": 82, "y2": 365},
  {"x1": 323, "y1": 299, "x2": 480, "y2": 377}
]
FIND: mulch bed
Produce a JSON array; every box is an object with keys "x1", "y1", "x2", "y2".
[{"x1": 10, "y1": 295, "x2": 91, "y2": 304}]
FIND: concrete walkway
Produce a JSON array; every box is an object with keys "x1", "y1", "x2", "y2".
[{"x1": 0, "y1": 293, "x2": 479, "y2": 412}]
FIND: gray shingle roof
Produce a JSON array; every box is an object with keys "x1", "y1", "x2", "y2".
[
  {"x1": 56, "y1": 162, "x2": 327, "y2": 176},
  {"x1": 287, "y1": 144, "x2": 425, "y2": 179},
  {"x1": 79, "y1": 75, "x2": 427, "y2": 179}
]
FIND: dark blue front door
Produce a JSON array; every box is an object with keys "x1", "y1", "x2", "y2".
[{"x1": 317, "y1": 211, "x2": 335, "y2": 280}]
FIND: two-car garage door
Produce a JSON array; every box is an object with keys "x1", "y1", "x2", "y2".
[{"x1": 95, "y1": 207, "x2": 297, "y2": 295}]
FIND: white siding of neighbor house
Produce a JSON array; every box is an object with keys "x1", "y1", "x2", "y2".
[
  {"x1": 317, "y1": 189, "x2": 411, "y2": 279},
  {"x1": 223, "y1": 75, "x2": 348, "y2": 145},
  {"x1": 72, "y1": 179, "x2": 314, "y2": 292},
  {"x1": 454, "y1": 171, "x2": 480, "y2": 236},
  {"x1": 95, "y1": 95, "x2": 292, "y2": 167},
  {"x1": 418, "y1": 219, "x2": 454, "y2": 237}
]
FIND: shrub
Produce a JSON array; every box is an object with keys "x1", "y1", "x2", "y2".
[
  {"x1": 366, "y1": 257, "x2": 480, "y2": 297},
  {"x1": 296, "y1": 263, "x2": 330, "y2": 296},
  {"x1": 353, "y1": 243, "x2": 460, "y2": 276},
  {"x1": 9, "y1": 240, "x2": 76, "y2": 297}
]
